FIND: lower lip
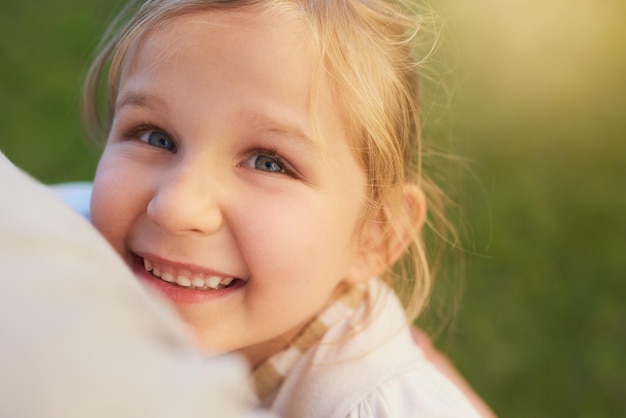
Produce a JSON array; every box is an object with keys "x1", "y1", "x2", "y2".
[{"x1": 131, "y1": 255, "x2": 245, "y2": 304}]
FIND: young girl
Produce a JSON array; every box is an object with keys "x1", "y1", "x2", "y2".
[{"x1": 83, "y1": 0, "x2": 483, "y2": 416}]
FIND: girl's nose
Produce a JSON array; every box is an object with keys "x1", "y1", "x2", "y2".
[{"x1": 146, "y1": 166, "x2": 223, "y2": 235}]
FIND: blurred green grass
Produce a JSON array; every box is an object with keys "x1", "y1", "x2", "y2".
[
  {"x1": 0, "y1": 0, "x2": 114, "y2": 182},
  {"x1": 1, "y1": 0, "x2": 624, "y2": 416}
]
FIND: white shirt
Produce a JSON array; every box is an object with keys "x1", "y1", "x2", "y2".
[{"x1": 268, "y1": 280, "x2": 481, "y2": 418}]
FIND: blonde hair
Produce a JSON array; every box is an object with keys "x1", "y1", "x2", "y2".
[{"x1": 83, "y1": 0, "x2": 452, "y2": 322}]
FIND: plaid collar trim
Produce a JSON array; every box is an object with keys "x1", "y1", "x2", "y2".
[{"x1": 250, "y1": 285, "x2": 366, "y2": 403}]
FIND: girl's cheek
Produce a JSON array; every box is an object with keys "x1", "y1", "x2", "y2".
[
  {"x1": 91, "y1": 161, "x2": 130, "y2": 246},
  {"x1": 90, "y1": 183, "x2": 114, "y2": 235}
]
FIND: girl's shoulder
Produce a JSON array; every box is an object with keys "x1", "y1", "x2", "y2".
[{"x1": 270, "y1": 280, "x2": 481, "y2": 418}]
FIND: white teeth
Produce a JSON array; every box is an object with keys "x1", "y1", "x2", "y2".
[
  {"x1": 205, "y1": 276, "x2": 221, "y2": 289},
  {"x1": 176, "y1": 275, "x2": 192, "y2": 287},
  {"x1": 143, "y1": 258, "x2": 238, "y2": 290},
  {"x1": 143, "y1": 258, "x2": 153, "y2": 272},
  {"x1": 162, "y1": 272, "x2": 175, "y2": 283}
]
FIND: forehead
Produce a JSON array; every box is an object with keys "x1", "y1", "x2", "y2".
[
  {"x1": 121, "y1": 7, "x2": 314, "y2": 89},
  {"x1": 117, "y1": 8, "x2": 352, "y2": 152}
]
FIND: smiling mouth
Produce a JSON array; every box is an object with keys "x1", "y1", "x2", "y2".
[{"x1": 142, "y1": 257, "x2": 240, "y2": 290}]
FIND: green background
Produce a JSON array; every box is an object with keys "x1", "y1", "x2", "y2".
[{"x1": 1, "y1": 0, "x2": 624, "y2": 416}]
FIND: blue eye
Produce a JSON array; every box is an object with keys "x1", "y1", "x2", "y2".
[
  {"x1": 144, "y1": 131, "x2": 176, "y2": 152},
  {"x1": 240, "y1": 148, "x2": 294, "y2": 176},
  {"x1": 254, "y1": 155, "x2": 285, "y2": 173}
]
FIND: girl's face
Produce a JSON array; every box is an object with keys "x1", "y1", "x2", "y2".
[{"x1": 91, "y1": 9, "x2": 370, "y2": 365}]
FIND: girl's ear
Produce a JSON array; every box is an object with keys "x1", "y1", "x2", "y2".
[{"x1": 345, "y1": 184, "x2": 426, "y2": 283}]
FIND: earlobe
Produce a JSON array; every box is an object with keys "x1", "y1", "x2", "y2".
[{"x1": 344, "y1": 184, "x2": 426, "y2": 283}]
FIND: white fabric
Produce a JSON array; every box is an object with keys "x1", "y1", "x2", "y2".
[
  {"x1": 0, "y1": 153, "x2": 271, "y2": 418},
  {"x1": 268, "y1": 280, "x2": 481, "y2": 418}
]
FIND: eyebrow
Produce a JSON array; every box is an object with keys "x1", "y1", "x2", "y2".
[
  {"x1": 247, "y1": 112, "x2": 319, "y2": 150},
  {"x1": 115, "y1": 92, "x2": 168, "y2": 112}
]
